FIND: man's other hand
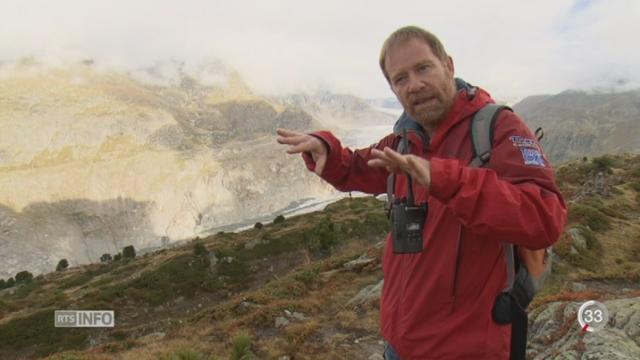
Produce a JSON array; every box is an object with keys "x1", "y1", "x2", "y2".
[
  {"x1": 276, "y1": 128, "x2": 328, "y2": 176},
  {"x1": 368, "y1": 147, "x2": 431, "y2": 188}
]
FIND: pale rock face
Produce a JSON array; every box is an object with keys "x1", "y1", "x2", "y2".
[{"x1": 0, "y1": 60, "x2": 392, "y2": 279}]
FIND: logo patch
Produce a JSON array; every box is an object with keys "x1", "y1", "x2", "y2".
[
  {"x1": 520, "y1": 148, "x2": 546, "y2": 167},
  {"x1": 509, "y1": 135, "x2": 540, "y2": 151}
]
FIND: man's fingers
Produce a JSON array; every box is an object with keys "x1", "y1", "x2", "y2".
[
  {"x1": 371, "y1": 148, "x2": 396, "y2": 164},
  {"x1": 406, "y1": 156, "x2": 431, "y2": 187},
  {"x1": 276, "y1": 128, "x2": 305, "y2": 137},
  {"x1": 368, "y1": 158, "x2": 403, "y2": 174},
  {"x1": 367, "y1": 158, "x2": 389, "y2": 168},
  {"x1": 315, "y1": 154, "x2": 327, "y2": 176},
  {"x1": 286, "y1": 141, "x2": 322, "y2": 154},
  {"x1": 277, "y1": 135, "x2": 308, "y2": 145},
  {"x1": 383, "y1": 147, "x2": 410, "y2": 167}
]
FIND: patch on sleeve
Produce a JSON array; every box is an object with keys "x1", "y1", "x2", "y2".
[
  {"x1": 509, "y1": 135, "x2": 540, "y2": 151},
  {"x1": 520, "y1": 148, "x2": 546, "y2": 167}
]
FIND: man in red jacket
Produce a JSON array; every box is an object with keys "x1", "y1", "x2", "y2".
[{"x1": 277, "y1": 26, "x2": 566, "y2": 359}]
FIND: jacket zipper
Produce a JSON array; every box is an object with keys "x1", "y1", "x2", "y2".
[{"x1": 451, "y1": 225, "x2": 463, "y2": 302}]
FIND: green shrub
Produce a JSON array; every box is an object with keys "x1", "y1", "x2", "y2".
[
  {"x1": 193, "y1": 242, "x2": 208, "y2": 256},
  {"x1": 0, "y1": 309, "x2": 88, "y2": 356},
  {"x1": 100, "y1": 253, "x2": 112, "y2": 263},
  {"x1": 294, "y1": 266, "x2": 320, "y2": 286},
  {"x1": 231, "y1": 332, "x2": 255, "y2": 360},
  {"x1": 591, "y1": 155, "x2": 616, "y2": 174},
  {"x1": 304, "y1": 218, "x2": 338, "y2": 252},
  {"x1": 566, "y1": 225, "x2": 602, "y2": 271},
  {"x1": 582, "y1": 198, "x2": 627, "y2": 220},
  {"x1": 239, "y1": 233, "x2": 302, "y2": 259},
  {"x1": 629, "y1": 182, "x2": 640, "y2": 192},
  {"x1": 13, "y1": 281, "x2": 38, "y2": 299},
  {"x1": 6, "y1": 277, "x2": 15, "y2": 288},
  {"x1": 569, "y1": 204, "x2": 611, "y2": 232},
  {"x1": 217, "y1": 257, "x2": 250, "y2": 287},
  {"x1": 124, "y1": 254, "x2": 222, "y2": 306},
  {"x1": 254, "y1": 222, "x2": 263, "y2": 230},
  {"x1": 56, "y1": 259, "x2": 69, "y2": 272},
  {"x1": 273, "y1": 215, "x2": 285, "y2": 224},
  {"x1": 15, "y1": 271, "x2": 34, "y2": 284},
  {"x1": 123, "y1": 245, "x2": 136, "y2": 259},
  {"x1": 267, "y1": 265, "x2": 321, "y2": 299}
]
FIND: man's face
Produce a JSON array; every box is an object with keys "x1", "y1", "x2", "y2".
[{"x1": 385, "y1": 38, "x2": 456, "y2": 130}]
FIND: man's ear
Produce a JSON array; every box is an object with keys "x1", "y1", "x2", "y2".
[{"x1": 445, "y1": 55, "x2": 455, "y2": 76}]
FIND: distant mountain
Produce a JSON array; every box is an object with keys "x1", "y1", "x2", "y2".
[
  {"x1": 366, "y1": 97, "x2": 402, "y2": 109},
  {"x1": 514, "y1": 90, "x2": 640, "y2": 163},
  {"x1": 277, "y1": 91, "x2": 396, "y2": 131},
  {"x1": 0, "y1": 60, "x2": 359, "y2": 279}
]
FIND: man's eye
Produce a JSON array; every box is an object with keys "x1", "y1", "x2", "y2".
[
  {"x1": 394, "y1": 76, "x2": 407, "y2": 86},
  {"x1": 418, "y1": 65, "x2": 429, "y2": 73}
]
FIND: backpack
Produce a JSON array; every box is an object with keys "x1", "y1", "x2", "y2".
[
  {"x1": 470, "y1": 104, "x2": 551, "y2": 360},
  {"x1": 386, "y1": 104, "x2": 551, "y2": 360}
]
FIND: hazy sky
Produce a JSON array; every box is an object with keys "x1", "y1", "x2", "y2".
[{"x1": 1, "y1": 0, "x2": 638, "y2": 102}]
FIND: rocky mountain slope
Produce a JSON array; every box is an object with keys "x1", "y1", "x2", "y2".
[
  {"x1": 0, "y1": 59, "x2": 395, "y2": 280},
  {"x1": 0, "y1": 154, "x2": 638, "y2": 359},
  {"x1": 514, "y1": 89, "x2": 640, "y2": 164}
]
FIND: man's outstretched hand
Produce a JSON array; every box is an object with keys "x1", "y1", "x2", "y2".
[
  {"x1": 368, "y1": 147, "x2": 431, "y2": 189},
  {"x1": 276, "y1": 128, "x2": 328, "y2": 176}
]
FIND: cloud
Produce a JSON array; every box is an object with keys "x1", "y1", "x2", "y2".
[{"x1": 0, "y1": 0, "x2": 638, "y2": 101}]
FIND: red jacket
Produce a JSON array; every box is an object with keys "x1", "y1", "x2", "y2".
[{"x1": 302, "y1": 87, "x2": 567, "y2": 359}]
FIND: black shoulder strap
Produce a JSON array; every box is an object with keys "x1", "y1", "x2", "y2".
[{"x1": 385, "y1": 129, "x2": 427, "y2": 217}]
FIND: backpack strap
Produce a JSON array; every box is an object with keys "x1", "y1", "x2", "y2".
[
  {"x1": 468, "y1": 104, "x2": 516, "y2": 289},
  {"x1": 469, "y1": 104, "x2": 511, "y2": 168}
]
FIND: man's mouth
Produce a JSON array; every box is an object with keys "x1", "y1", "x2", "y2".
[{"x1": 412, "y1": 96, "x2": 436, "y2": 107}]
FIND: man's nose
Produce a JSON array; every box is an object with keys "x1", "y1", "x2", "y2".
[{"x1": 407, "y1": 73, "x2": 425, "y2": 93}]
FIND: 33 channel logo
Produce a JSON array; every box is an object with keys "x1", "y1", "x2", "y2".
[{"x1": 577, "y1": 300, "x2": 609, "y2": 333}]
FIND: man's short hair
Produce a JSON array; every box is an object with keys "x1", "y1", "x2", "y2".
[{"x1": 379, "y1": 26, "x2": 449, "y2": 82}]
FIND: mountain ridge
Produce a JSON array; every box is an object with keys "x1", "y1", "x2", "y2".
[{"x1": 514, "y1": 89, "x2": 640, "y2": 163}]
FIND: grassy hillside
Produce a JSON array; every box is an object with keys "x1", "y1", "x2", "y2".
[
  {"x1": 525, "y1": 154, "x2": 640, "y2": 314},
  {"x1": 1, "y1": 154, "x2": 639, "y2": 359},
  {"x1": 0, "y1": 197, "x2": 389, "y2": 359}
]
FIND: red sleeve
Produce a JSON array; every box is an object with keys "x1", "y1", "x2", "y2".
[
  {"x1": 301, "y1": 130, "x2": 398, "y2": 195},
  {"x1": 428, "y1": 111, "x2": 567, "y2": 250}
]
